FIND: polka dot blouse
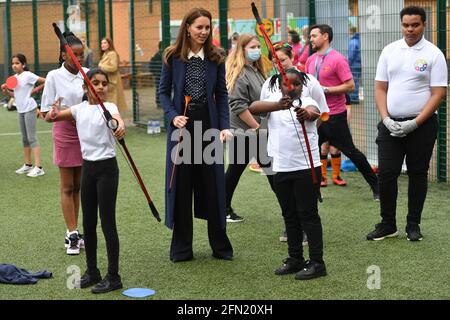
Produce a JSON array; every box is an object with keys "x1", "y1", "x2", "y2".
[{"x1": 185, "y1": 56, "x2": 207, "y2": 103}]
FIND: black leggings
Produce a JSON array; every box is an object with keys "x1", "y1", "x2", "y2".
[
  {"x1": 273, "y1": 168, "x2": 323, "y2": 262},
  {"x1": 81, "y1": 157, "x2": 120, "y2": 276}
]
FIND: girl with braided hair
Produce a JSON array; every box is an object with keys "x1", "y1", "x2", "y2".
[
  {"x1": 249, "y1": 68, "x2": 328, "y2": 280},
  {"x1": 41, "y1": 31, "x2": 88, "y2": 256}
]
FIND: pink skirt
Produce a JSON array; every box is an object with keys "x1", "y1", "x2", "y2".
[{"x1": 52, "y1": 120, "x2": 82, "y2": 168}]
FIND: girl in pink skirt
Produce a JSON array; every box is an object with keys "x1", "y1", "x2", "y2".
[{"x1": 41, "y1": 32, "x2": 89, "y2": 255}]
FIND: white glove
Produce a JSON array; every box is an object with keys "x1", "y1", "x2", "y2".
[
  {"x1": 397, "y1": 119, "x2": 418, "y2": 135},
  {"x1": 383, "y1": 117, "x2": 402, "y2": 135}
]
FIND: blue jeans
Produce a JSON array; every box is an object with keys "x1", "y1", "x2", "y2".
[{"x1": 349, "y1": 67, "x2": 361, "y2": 103}]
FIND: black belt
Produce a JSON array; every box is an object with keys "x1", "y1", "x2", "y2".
[
  {"x1": 391, "y1": 116, "x2": 416, "y2": 121},
  {"x1": 188, "y1": 102, "x2": 207, "y2": 111}
]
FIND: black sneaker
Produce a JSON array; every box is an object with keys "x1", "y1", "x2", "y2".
[
  {"x1": 91, "y1": 274, "x2": 123, "y2": 294},
  {"x1": 367, "y1": 223, "x2": 398, "y2": 241},
  {"x1": 275, "y1": 257, "x2": 305, "y2": 275},
  {"x1": 406, "y1": 224, "x2": 423, "y2": 241},
  {"x1": 78, "y1": 269, "x2": 102, "y2": 288},
  {"x1": 226, "y1": 208, "x2": 244, "y2": 223},
  {"x1": 295, "y1": 260, "x2": 327, "y2": 280}
]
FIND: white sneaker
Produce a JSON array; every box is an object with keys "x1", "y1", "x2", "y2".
[
  {"x1": 15, "y1": 164, "x2": 33, "y2": 174},
  {"x1": 26, "y1": 166, "x2": 45, "y2": 177},
  {"x1": 65, "y1": 231, "x2": 84, "y2": 249},
  {"x1": 66, "y1": 231, "x2": 80, "y2": 255},
  {"x1": 78, "y1": 233, "x2": 85, "y2": 249}
]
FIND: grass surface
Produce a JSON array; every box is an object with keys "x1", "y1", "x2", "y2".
[{"x1": 0, "y1": 106, "x2": 450, "y2": 300}]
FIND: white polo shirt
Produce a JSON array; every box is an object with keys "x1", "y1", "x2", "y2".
[
  {"x1": 265, "y1": 96, "x2": 326, "y2": 172},
  {"x1": 41, "y1": 64, "x2": 89, "y2": 112},
  {"x1": 13, "y1": 71, "x2": 39, "y2": 113},
  {"x1": 70, "y1": 101, "x2": 118, "y2": 161},
  {"x1": 375, "y1": 37, "x2": 448, "y2": 118}
]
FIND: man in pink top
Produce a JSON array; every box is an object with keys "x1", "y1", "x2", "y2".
[{"x1": 306, "y1": 24, "x2": 379, "y2": 200}]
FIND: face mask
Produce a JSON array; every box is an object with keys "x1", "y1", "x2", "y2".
[
  {"x1": 231, "y1": 44, "x2": 236, "y2": 50},
  {"x1": 246, "y1": 48, "x2": 261, "y2": 62}
]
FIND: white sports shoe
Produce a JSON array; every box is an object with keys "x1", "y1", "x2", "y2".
[
  {"x1": 65, "y1": 231, "x2": 84, "y2": 249},
  {"x1": 66, "y1": 231, "x2": 80, "y2": 255},
  {"x1": 26, "y1": 166, "x2": 45, "y2": 177},
  {"x1": 15, "y1": 164, "x2": 33, "y2": 174}
]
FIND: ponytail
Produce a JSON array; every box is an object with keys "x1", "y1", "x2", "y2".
[
  {"x1": 58, "y1": 31, "x2": 83, "y2": 67},
  {"x1": 12, "y1": 53, "x2": 29, "y2": 71}
]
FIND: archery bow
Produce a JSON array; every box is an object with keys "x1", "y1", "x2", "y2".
[
  {"x1": 251, "y1": 3, "x2": 318, "y2": 184},
  {"x1": 52, "y1": 23, "x2": 161, "y2": 222}
]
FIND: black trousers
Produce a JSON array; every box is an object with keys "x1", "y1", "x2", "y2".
[
  {"x1": 170, "y1": 106, "x2": 233, "y2": 260},
  {"x1": 376, "y1": 114, "x2": 437, "y2": 227},
  {"x1": 319, "y1": 111, "x2": 378, "y2": 192},
  {"x1": 81, "y1": 157, "x2": 120, "y2": 276},
  {"x1": 273, "y1": 167, "x2": 323, "y2": 262},
  {"x1": 225, "y1": 132, "x2": 274, "y2": 210}
]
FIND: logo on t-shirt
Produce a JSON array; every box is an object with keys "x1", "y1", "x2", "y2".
[{"x1": 414, "y1": 59, "x2": 428, "y2": 72}]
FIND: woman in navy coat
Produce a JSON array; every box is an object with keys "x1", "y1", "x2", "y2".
[{"x1": 159, "y1": 8, "x2": 233, "y2": 262}]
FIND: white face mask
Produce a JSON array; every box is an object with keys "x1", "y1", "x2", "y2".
[
  {"x1": 246, "y1": 48, "x2": 261, "y2": 62},
  {"x1": 231, "y1": 43, "x2": 236, "y2": 50}
]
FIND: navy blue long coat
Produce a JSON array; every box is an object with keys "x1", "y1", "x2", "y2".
[{"x1": 159, "y1": 55, "x2": 230, "y2": 229}]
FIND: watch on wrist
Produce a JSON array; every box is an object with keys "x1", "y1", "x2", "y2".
[{"x1": 323, "y1": 87, "x2": 330, "y2": 94}]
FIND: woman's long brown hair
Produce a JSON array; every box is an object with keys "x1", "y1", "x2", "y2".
[{"x1": 163, "y1": 7, "x2": 224, "y2": 65}]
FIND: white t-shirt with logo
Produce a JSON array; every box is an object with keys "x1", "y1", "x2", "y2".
[
  {"x1": 13, "y1": 71, "x2": 39, "y2": 113},
  {"x1": 375, "y1": 37, "x2": 448, "y2": 118},
  {"x1": 265, "y1": 96, "x2": 326, "y2": 172},
  {"x1": 70, "y1": 101, "x2": 118, "y2": 161}
]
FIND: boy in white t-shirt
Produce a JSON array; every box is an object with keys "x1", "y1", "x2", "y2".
[
  {"x1": 367, "y1": 6, "x2": 448, "y2": 242},
  {"x1": 1, "y1": 54, "x2": 46, "y2": 177},
  {"x1": 249, "y1": 68, "x2": 328, "y2": 280}
]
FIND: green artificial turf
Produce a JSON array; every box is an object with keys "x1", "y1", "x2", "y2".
[{"x1": 0, "y1": 106, "x2": 449, "y2": 300}]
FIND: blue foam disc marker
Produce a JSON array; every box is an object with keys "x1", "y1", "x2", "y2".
[{"x1": 122, "y1": 288, "x2": 156, "y2": 298}]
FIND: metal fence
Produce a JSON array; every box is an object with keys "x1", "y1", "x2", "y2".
[{"x1": 1, "y1": 0, "x2": 449, "y2": 182}]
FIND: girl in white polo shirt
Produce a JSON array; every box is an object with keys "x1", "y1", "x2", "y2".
[
  {"x1": 41, "y1": 32, "x2": 88, "y2": 255},
  {"x1": 249, "y1": 68, "x2": 328, "y2": 280},
  {"x1": 46, "y1": 68, "x2": 125, "y2": 294},
  {"x1": 1, "y1": 54, "x2": 46, "y2": 177}
]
